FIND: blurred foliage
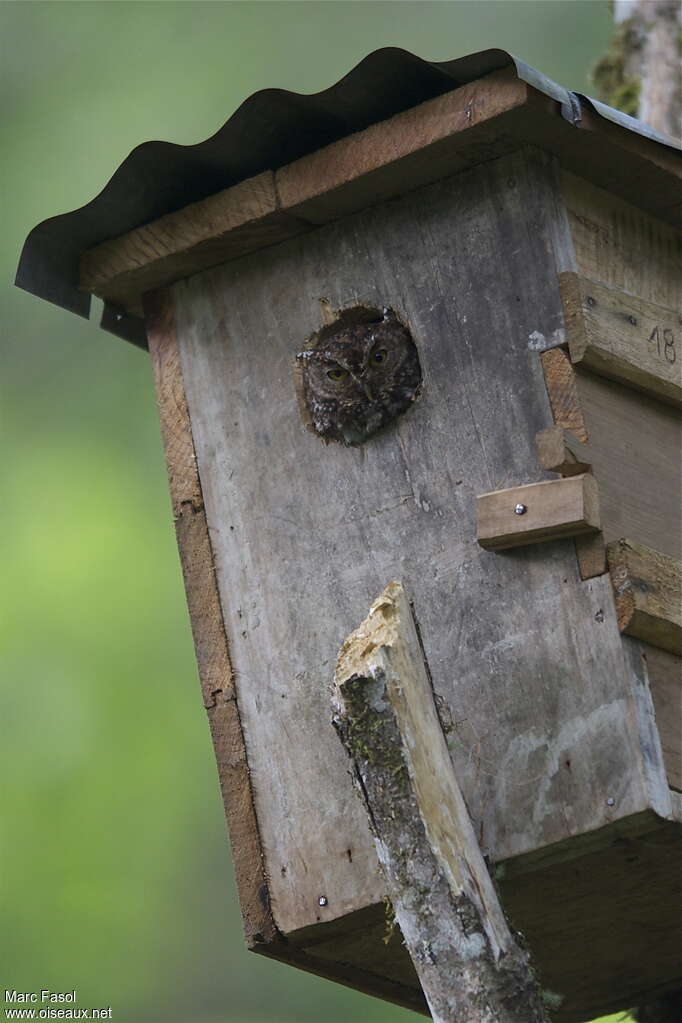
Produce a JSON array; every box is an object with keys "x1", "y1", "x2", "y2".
[{"x1": 2, "y1": 2, "x2": 632, "y2": 1021}]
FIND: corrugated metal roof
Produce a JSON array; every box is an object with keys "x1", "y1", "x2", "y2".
[{"x1": 15, "y1": 47, "x2": 681, "y2": 347}]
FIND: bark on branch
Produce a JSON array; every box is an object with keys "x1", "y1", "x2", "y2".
[{"x1": 332, "y1": 581, "x2": 552, "y2": 1023}]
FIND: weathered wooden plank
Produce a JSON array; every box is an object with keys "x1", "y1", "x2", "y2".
[
  {"x1": 540, "y1": 347, "x2": 589, "y2": 441},
  {"x1": 276, "y1": 68, "x2": 529, "y2": 225},
  {"x1": 144, "y1": 289, "x2": 276, "y2": 945},
  {"x1": 173, "y1": 148, "x2": 669, "y2": 939},
  {"x1": 643, "y1": 644, "x2": 682, "y2": 792},
  {"x1": 575, "y1": 369, "x2": 682, "y2": 561},
  {"x1": 477, "y1": 474, "x2": 600, "y2": 551},
  {"x1": 334, "y1": 582, "x2": 550, "y2": 1023},
  {"x1": 82, "y1": 172, "x2": 311, "y2": 315},
  {"x1": 562, "y1": 171, "x2": 682, "y2": 310},
  {"x1": 607, "y1": 539, "x2": 682, "y2": 655},
  {"x1": 559, "y1": 272, "x2": 682, "y2": 408}
]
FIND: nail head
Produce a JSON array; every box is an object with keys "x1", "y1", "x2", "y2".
[{"x1": 514, "y1": 503, "x2": 527, "y2": 516}]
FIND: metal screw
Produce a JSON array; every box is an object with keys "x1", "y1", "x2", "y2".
[
  {"x1": 606, "y1": 797, "x2": 615, "y2": 807},
  {"x1": 318, "y1": 895, "x2": 328, "y2": 907},
  {"x1": 514, "y1": 504, "x2": 527, "y2": 516}
]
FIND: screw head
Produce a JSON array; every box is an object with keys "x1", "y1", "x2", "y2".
[
  {"x1": 514, "y1": 503, "x2": 527, "y2": 516},
  {"x1": 318, "y1": 895, "x2": 328, "y2": 907},
  {"x1": 606, "y1": 797, "x2": 615, "y2": 807}
]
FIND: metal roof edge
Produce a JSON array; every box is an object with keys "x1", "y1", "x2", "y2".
[{"x1": 14, "y1": 47, "x2": 681, "y2": 347}]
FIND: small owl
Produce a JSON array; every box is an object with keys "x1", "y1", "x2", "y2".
[{"x1": 295, "y1": 307, "x2": 422, "y2": 446}]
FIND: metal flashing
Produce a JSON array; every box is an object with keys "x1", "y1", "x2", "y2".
[{"x1": 15, "y1": 47, "x2": 681, "y2": 346}]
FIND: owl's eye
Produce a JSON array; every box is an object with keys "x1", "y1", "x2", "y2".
[
  {"x1": 327, "y1": 367, "x2": 348, "y2": 381},
  {"x1": 371, "y1": 348, "x2": 388, "y2": 365}
]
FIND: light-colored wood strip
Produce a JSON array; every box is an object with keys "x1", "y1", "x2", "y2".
[
  {"x1": 333, "y1": 582, "x2": 550, "y2": 1023},
  {"x1": 276, "y1": 68, "x2": 529, "y2": 225},
  {"x1": 477, "y1": 474, "x2": 600, "y2": 551},
  {"x1": 144, "y1": 288, "x2": 276, "y2": 945},
  {"x1": 643, "y1": 644, "x2": 682, "y2": 792},
  {"x1": 81, "y1": 172, "x2": 311, "y2": 315},
  {"x1": 559, "y1": 272, "x2": 682, "y2": 408},
  {"x1": 607, "y1": 539, "x2": 682, "y2": 655},
  {"x1": 540, "y1": 347, "x2": 589, "y2": 441}
]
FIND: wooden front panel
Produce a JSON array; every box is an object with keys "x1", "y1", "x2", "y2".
[{"x1": 171, "y1": 149, "x2": 669, "y2": 938}]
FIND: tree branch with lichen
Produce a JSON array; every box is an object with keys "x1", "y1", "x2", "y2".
[{"x1": 332, "y1": 581, "x2": 552, "y2": 1023}]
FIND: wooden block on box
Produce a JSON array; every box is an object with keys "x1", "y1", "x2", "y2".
[
  {"x1": 476, "y1": 474, "x2": 601, "y2": 551},
  {"x1": 607, "y1": 538, "x2": 682, "y2": 655},
  {"x1": 559, "y1": 272, "x2": 682, "y2": 409}
]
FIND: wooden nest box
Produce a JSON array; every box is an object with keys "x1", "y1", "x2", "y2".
[{"x1": 17, "y1": 49, "x2": 681, "y2": 1022}]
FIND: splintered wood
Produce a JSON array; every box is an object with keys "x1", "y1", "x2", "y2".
[{"x1": 333, "y1": 582, "x2": 550, "y2": 1023}]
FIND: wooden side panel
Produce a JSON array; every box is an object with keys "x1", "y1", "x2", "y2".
[
  {"x1": 172, "y1": 149, "x2": 669, "y2": 938},
  {"x1": 562, "y1": 171, "x2": 682, "y2": 309},
  {"x1": 644, "y1": 645, "x2": 682, "y2": 792},
  {"x1": 144, "y1": 290, "x2": 277, "y2": 945},
  {"x1": 575, "y1": 370, "x2": 682, "y2": 561}
]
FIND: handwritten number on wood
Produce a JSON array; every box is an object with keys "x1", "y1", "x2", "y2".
[{"x1": 647, "y1": 325, "x2": 677, "y2": 364}]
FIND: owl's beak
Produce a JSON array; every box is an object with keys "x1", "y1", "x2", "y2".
[{"x1": 351, "y1": 370, "x2": 374, "y2": 402}]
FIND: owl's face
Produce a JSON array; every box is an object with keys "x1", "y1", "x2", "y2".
[{"x1": 296, "y1": 308, "x2": 422, "y2": 445}]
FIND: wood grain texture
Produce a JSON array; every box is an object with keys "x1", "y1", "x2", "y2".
[
  {"x1": 476, "y1": 474, "x2": 600, "y2": 551},
  {"x1": 575, "y1": 369, "x2": 682, "y2": 560},
  {"x1": 540, "y1": 348, "x2": 589, "y2": 441},
  {"x1": 562, "y1": 171, "x2": 682, "y2": 310},
  {"x1": 334, "y1": 582, "x2": 550, "y2": 1023},
  {"x1": 83, "y1": 172, "x2": 311, "y2": 315},
  {"x1": 607, "y1": 538, "x2": 682, "y2": 655},
  {"x1": 276, "y1": 68, "x2": 529, "y2": 225},
  {"x1": 173, "y1": 148, "x2": 670, "y2": 940},
  {"x1": 643, "y1": 644, "x2": 682, "y2": 792},
  {"x1": 144, "y1": 289, "x2": 276, "y2": 944},
  {"x1": 559, "y1": 272, "x2": 682, "y2": 408}
]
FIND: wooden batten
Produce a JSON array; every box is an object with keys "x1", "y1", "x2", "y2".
[
  {"x1": 607, "y1": 539, "x2": 682, "y2": 656},
  {"x1": 535, "y1": 425, "x2": 592, "y2": 476},
  {"x1": 539, "y1": 348, "x2": 589, "y2": 442},
  {"x1": 476, "y1": 474, "x2": 600, "y2": 551},
  {"x1": 80, "y1": 68, "x2": 531, "y2": 315},
  {"x1": 144, "y1": 289, "x2": 277, "y2": 947},
  {"x1": 559, "y1": 272, "x2": 682, "y2": 408},
  {"x1": 79, "y1": 72, "x2": 682, "y2": 321}
]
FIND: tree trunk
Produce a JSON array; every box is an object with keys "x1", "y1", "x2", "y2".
[
  {"x1": 332, "y1": 582, "x2": 552, "y2": 1023},
  {"x1": 592, "y1": 0, "x2": 681, "y2": 140}
]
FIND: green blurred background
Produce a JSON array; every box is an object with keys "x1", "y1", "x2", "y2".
[{"x1": 2, "y1": 2, "x2": 632, "y2": 1021}]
